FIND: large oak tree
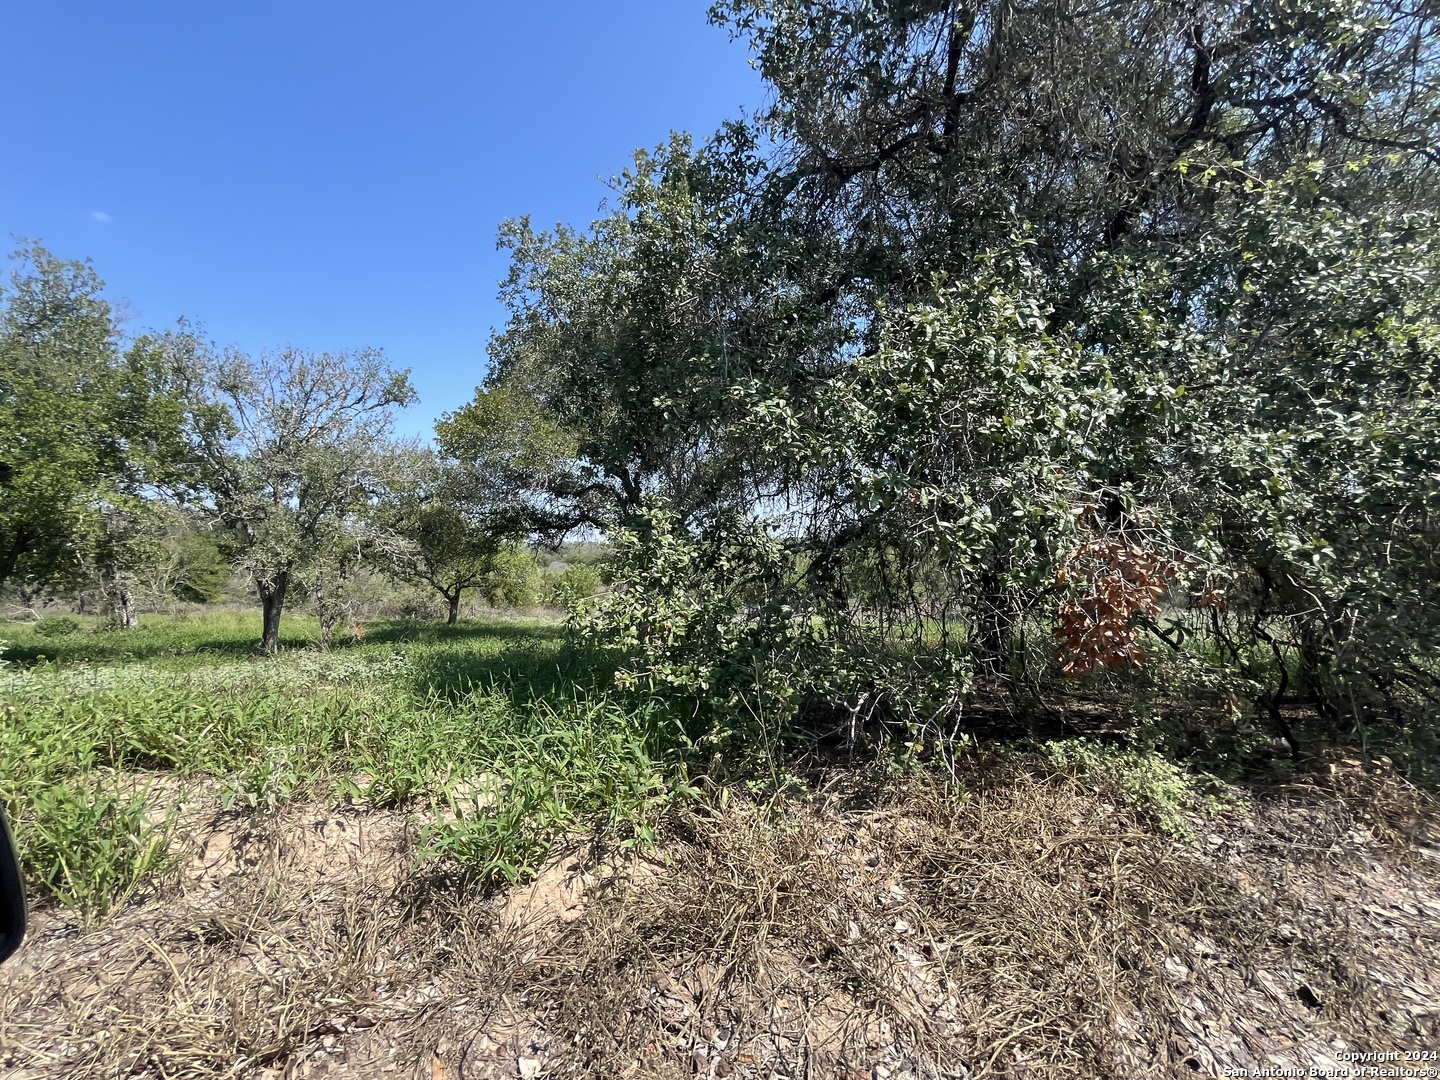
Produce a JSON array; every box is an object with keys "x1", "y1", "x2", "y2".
[{"x1": 480, "y1": 0, "x2": 1440, "y2": 747}]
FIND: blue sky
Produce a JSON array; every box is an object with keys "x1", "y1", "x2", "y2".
[{"x1": 1, "y1": 2, "x2": 765, "y2": 436}]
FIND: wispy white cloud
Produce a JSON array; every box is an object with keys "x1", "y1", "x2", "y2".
[{"x1": 91, "y1": 211, "x2": 112, "y2": 223}]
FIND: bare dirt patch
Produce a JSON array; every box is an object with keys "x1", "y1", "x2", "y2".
[{"x1": 1, "y1": 759, "x2": 1436, "y2": 1079}]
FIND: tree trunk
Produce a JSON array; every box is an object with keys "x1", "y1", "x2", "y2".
[
  {"x1": 1298, "y1": 619, "x2": 1339, "y2": 726},
  {"x1": 446, "y1": 590, "x2": 461, "y2": 625},
  {"x1": 259, "y1": 572, "x2": 289, "y2": 656},
  {"x1": 103, "y1": 572, "x2": 140, "y2": 629},
  {"x1": 316, "y1": 572, "x2": 337, "y2": 650},
  {"x1": 116, "y1": 584, "x2": 139, "y2": 630},
  {"x1": 974, "y1": 568, "x2": 1014, "y2": 688},
  {"x1": 0, "y1": 528, "x2": 32, "y2": 589}
]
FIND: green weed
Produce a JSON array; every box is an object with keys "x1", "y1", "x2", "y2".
[
  {"x1": 1040, "y1": 739, "x2": 1231, "y2": 842},
  {"x1": 0, "y1": 612, "x2": 687, "y2": 908},
  {"x1": 21, "y1": 777, "x2": 175, "y2": 918},
  {"x1": 419, "y1": 697, "x2": 688, "y2": 887},
  {"x1": 220, "y1": 747, "x2": 308, "y2": 812},
  {"x1": 32, "y1": 616, "x2": 81, "y2": 638}
]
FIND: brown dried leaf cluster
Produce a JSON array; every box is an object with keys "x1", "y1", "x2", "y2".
[{"x1": 1054, "y1": 539, "x2": 1189, "y2": 676}]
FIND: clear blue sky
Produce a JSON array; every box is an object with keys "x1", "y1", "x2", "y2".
[{"x1": 0, "y1": 2, "x2": 765, "y2": 436}]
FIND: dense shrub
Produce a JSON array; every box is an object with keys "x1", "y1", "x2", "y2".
[
  {"x1": 548, "y1": 563, "x2": 603, "y2": 609},
  {"x1": 480, "y1": 544, "x2": 544, "y2": 609},
  {"x1": 33, "y1": 616, "x2": 81, "y2": 639},
  {"x1": 577, "y1": 173, "x2": 1440, "y2": 766}
]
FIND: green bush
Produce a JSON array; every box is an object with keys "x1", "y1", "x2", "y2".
[
  {"x1": 1041, "y1": 740, "x2": 1229, "y2": 843},
  {"x1": 573, "y1": 508, "x2": 973, "y2": 760},
  {"x1": 173, "y1": 531, "x2": 231, "y2": 603},
  {"x1": 549, "y1": 563, "x2": 603, "y2": 608},
  {"x1": 482, "y1": 545, "x2": 544, "y2": 609},
  {"x1": 33, "y1": 616, "x2": 81, "y2": 638},
  {"x1": 570, "y1": 175, "x2": 1440, "y2": 773}
]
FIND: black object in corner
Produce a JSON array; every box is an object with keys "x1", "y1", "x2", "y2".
[{"x1": 0, "y1": 804, "x2": 25, "y2": 964}]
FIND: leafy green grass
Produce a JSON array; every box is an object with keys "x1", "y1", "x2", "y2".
[
  {"x1": 420, "y1": 696, "x2": 688, "y2": 885},
  {"x1": 0, "y1": 609, "x2": 1265, "y2": 918},
  {"x1": 0, "y1": 609, "x2": 290, "y2": 665},
  {"x1": 1039, "y1": 738, "x2": 1234, "y2": 842},
  {"x1": 23, "y1": 781, "x2": 175, "y2": 916},
  {"x1": 0, "y1": 610, "x2": 563, "y2": 668},
  {"x1": 0, "y1": 611, "x2": 686, "y2": 914}
]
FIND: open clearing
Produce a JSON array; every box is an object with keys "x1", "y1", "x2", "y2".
[{"x1": 1, "y1": 614, "x2": 1437, "y2": 1079}]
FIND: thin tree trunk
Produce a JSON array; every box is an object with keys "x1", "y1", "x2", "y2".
[
  {"x1": 104, "y1": 571, "x2": 140, "y2": 629},
  {"x1": 117, "y1": 584, "x2": 139, "y2": 630},
  {"x1": 1298, "y1": 619, "x2": 1338, "y2": 725},
  {"x1": 0, "y1": 528, "x2": 32, "y2": 589},
  {"x1": 446, "y1": 590, "x2": 461, "y2": 625},
  {"x1": 259, "y1": 571, "x2": 289, "y2": 656},
  {"x1": 975, "y1": 568, "x2": 1013, "y2": 687},
  {"x1": 316, "y1": 572, "x2": 336, "y2": 650}
]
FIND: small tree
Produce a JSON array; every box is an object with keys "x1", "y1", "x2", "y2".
[
  {"x1": 171, "y1": 339, "x2": 415, "y2": 654},
  {"x1": 373, "y1": 449, "x2": 505, "y2": 624},
  {"x1": 80, "y1": 499, "x2": 178, "y2": 628},
  {"x1": 306, "y1": 518, "x2": 368, "y2": 648},
  {"x1": 480, "y1": 543, "x2": 544, "y2": 610},
  {"x1": 171, "y1": 527, "x2": 231, "y2": 603},
  {"x1": 89, "y1": 502, "x2": 232, "y2": 613}
]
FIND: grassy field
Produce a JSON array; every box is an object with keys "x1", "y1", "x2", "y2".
[
  {"x1": 0, "y1": 612, "x2": 682, "y2": 914},
  {"x1": 0, "y1": 611, "x2": 1437, "y2": 1078}
]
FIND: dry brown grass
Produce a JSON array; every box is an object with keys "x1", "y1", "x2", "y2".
[{"x1": 1, "y1": 756, "x2": 1436, "y2": 1079}]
